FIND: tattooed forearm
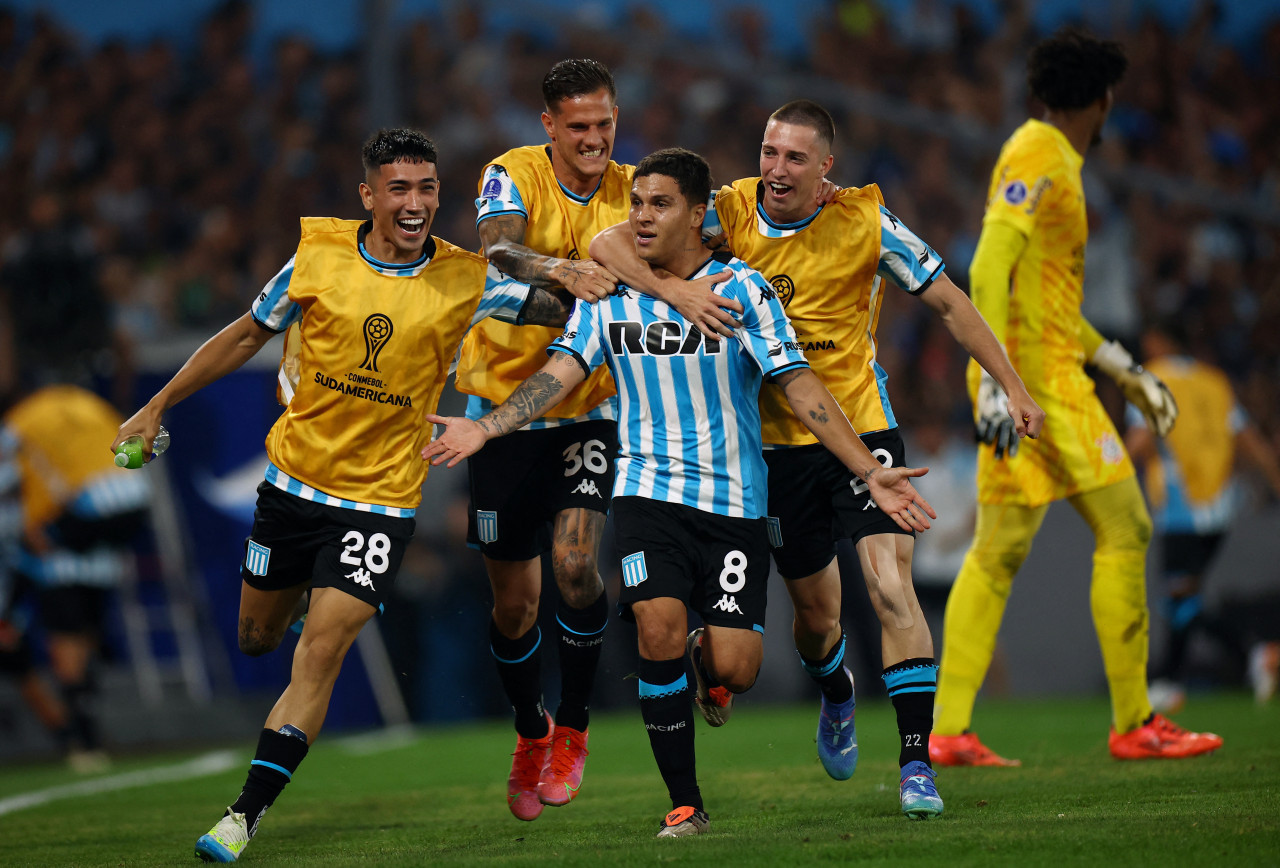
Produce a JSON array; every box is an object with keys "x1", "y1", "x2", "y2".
[
  {"x1": 807, "y1": 402, "x2": 831, "y2": 426},
  {"x1": 522, "y1": 287, "x2": 573, "y2": 326},
  {"x1": 488, "y1": 371, "x2": 566, "y2": 435},
  {"x1": 480, "y1": 214, "x2": 558, "y2": 288},
  {"x1": 772, "y1": 369, "x2": 805, "y2": 388}
]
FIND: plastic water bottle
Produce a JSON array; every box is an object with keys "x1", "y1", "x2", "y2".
[{"x1": 114, "y1": 426, "x2": 170, "y2": 469}]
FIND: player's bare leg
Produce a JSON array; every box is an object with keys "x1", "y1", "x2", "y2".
[{"x1": 237, "y1": 582, "x2": 310, "y2": 657}]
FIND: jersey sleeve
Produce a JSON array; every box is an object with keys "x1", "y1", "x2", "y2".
[
  {"x1": 700, "y1": 187, "x2": 732, "y2": 243},
  {"x1": 547, "y1": 299, "x2": 605, "y2": 376},
  {"x1": 984, "y1": 146, "x2": 1057, "y2": 237},
  {"x1": 471, "y1": 263, "x2": 533, "y2": 327},
  {"x1": 731, "y1": 265, "x2": 808, "y2": 377},
  {"x1": 475, "y1": 164, "x2": 528, "y2": 226},
  {"x1": 875, "y1": 206, "x2": 945, "y2": 294},
  {"x1": 251, "y1": 256, "x2": 302, "y2": 332}
]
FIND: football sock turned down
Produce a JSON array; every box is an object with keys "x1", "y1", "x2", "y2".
[
  {"x1": 231, "y1": 724, "x2": 309, "y2": 837},
  {"x1": 883, "y1": 658, "x2": 937, "y2": 768},
  {"x1": 638, "y1": 656, "x2": 702, "y2": 811},
  {"x1": 555, "y1": 591, "x2": 608, "y2": 732},
  {"x1": 490, "y1": 619, "x2": 549, "y2": 739},
  {"x1": 798, "y1": 630, "x2": 854, "y2": 704}
]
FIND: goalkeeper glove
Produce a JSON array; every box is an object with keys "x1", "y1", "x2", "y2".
[
  {"x1": 1090, "y1": 339, "x2": 1179, "y2": 437},
  {"x1": 974, "y1": 372, "x2": 1019, "y2": 459}
]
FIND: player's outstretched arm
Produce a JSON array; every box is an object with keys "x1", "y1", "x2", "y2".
[
  {"x1": 519, "y1": 286, "x2": 576, "y2": 328},
  {"x1": 422, "y1": 351, "x2": 587, "y2": 468},
  {"x1": 112, "y1": 312, "x2": 276, "y2": 453},
  {"x1": 479, "y1": 213, "x2": 616, "y2": 301},
  {"x1": 920, "y1": 272, "x2": 1045, "y2": 441},
  {"x1": 773, "y1": 367, "x2": 936, "y2": 532},
  {"x1": 588, "y1": 222, "x2": 739, "y2": 339}
]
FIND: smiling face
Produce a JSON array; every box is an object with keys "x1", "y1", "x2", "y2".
[
  {"x1": 542, "y1": 87, "x2": 617, "y2": 197},
  {"x1": 628, "y1": 173, "x2": 705, "y2": 276},
  {"x1": 758, "y1": 118, "x2": 835, "y2": 224},
  {"x1": 359, "y1": 159, "x2": 439, "y2": 263}
]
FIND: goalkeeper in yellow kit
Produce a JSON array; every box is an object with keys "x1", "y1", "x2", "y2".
[{"x1": 931, "y1": 28, "x2": 1222, "y2": 764}]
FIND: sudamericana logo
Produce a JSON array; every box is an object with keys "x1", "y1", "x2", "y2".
[{"x1": 360, "y1": 313, "x2": 394, "y2": 372}]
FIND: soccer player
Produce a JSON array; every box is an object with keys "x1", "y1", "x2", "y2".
[
  {"x1": 930, "y1": 28, "x2": 1223, "y2": 766},
  {"x1": 1125, "y1": 319, "x2": 1280, "y2": 708},
  {"x1": 590, "y1": 100, "x2": 1040, "y2": 818},
  {"x1": 453, "y1": 59, "x2": 734, "y2": 820},
  {"x1": 425, "y1": 147, "x2": 937, "y2": 836},
  {"x1": 1, "y1": 384, "x2": 150, "y2": 772},
  {"x1": 112, "y1": 129, "x2": 575, "y2": 863}
]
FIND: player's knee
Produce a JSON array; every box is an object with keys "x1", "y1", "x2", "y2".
[
  {"x1": 238, "y1": 622, "x2": 284, "y2": 657},
  {"x1": 294, "y1": 630, "x2": 349, "y2": 675},
  {"x1": 551, "y1": 547, "x2": 601, "y2": 604},
  {"x1": 793, "y1": 606, "x2": 839, "y2": 642},
  {"x1": 492, "y1": 596, "x2": 539, "y2": 638}
]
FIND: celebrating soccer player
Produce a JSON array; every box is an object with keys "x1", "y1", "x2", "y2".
[
  {"x1": 112, "y1": 129, "x2": 576, "y2": 863},
  {"x1": 424, "y1": 148, "x2": 936, "y2": 836}
]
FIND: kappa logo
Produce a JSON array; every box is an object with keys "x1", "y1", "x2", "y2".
[
  {"x1": 359, "y1": 313, "x2": 394, "y2": 373},
  {"x1": 712, "y1": 593, "x2": 743, "y2": 614},
  {"x1": 756, "y1": 279, "x2": 777, "y2": 304},
  {"x1": 572, "y1": 478, "x2": 602, "y2": 497},
  {"x1": 346, "y1": 566, "x2": 376, "y2": 590}
]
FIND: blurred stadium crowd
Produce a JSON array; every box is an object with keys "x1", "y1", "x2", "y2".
[
  {"x1": 1, "y1": 0, "x2": 1279, "y2": 733},
  {"x1": 2, "y1": 0, "x2": 1278, "y2": 433}
]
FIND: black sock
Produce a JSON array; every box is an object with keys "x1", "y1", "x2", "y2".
[
  {"x1": 882, "y1": 658, "x2": 937, "y2": 768},
  {"x1": 61, "y1": 680, "x2": 100, "y2": 751},
  {"x1": 555, "y1": 591, "x2": 608, "y2": 732},
  {"x1": 638, "y1": 656, "x2": 701, "y2": 812},
  {"x1": 490, "y1": 619, "x2": 548, "y2": 739},
  {"x1": 798, "y1": 631, "x2": 854, "y2": 704},
  {"x1": 231, "y1": 725, "x2": 310, "y2": 837}
]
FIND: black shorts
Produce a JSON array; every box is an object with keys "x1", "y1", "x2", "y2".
[
  {"x1": 38, "y1": 585, "x2": 112, "y2": 634},
  {"x1": 241, "y1": 482, "x2": 416, "y2": 611},
  {"x1": 1160, "y1": 532, "x2": 1225, "y2": 581},
  {"x1": 612, "y1": 496, "x2": 769, "y2": 633},
  {"x1": 765, "y1": 429, "x2": 912, "y2": 580},
  {"x1": 467, "y1": 419, "x2": 618, "y2": 560}
]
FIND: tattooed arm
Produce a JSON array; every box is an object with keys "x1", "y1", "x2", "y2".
[
  {"x1": 480, "y1": 214, "x2": 617, "y2": 301},
  {"x1": 421, "y1": 352, "x2": 587, "y2": 468},
  {"x1": 773, "y1": 367, "x2": 936, "y2": 532},
  {"x1": 519, "y1": 285, "x2": 575, "y2": 328}
]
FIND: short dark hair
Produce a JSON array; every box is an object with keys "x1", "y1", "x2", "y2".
[
  {"x1": 542, "y1": 58, "x2": 616, "y2": 109},
  {"x1": 634, "y1": 148, "x2": 711, "y2": 208},
  {"x1": 769, "y1": 99, "x2": 836, "y2": 152},
  {"x1": 1028, "y1": 27, "x2": 1128, "y2": 111},
  {"x1": 361, "y1": 128, "x2": 437, "y2": 173}
]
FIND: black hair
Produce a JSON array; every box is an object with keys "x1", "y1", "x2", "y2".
[
  {"x1": 769, "y1": 99, "x2": 836, "y2": 152},
  {"x1": 541, "y1": 58, "x2": 616, "y2": 109},
  {"x1": 634, "y1": 148, "x2": 712, "y2": 207},
  {"x1": 361, "y1": 128, "x2": 437, "y2": 173},
  {"x1": 1028, "y1": 27, "x2": 1128, "y2": 111}
]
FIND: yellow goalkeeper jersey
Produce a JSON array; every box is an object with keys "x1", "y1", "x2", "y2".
[
  {"x1": 254, "y1": 218, "x2": 530, "y2": 512},
  {"x1": 969, "y1": 119, "x2": 1133, "y2": 506},
  {"x1": 455, "y1": 145, "x2": 630, "y2": 421},
  {"x1": 708, "y1": 179, "x2": 945, "y2": 446}
]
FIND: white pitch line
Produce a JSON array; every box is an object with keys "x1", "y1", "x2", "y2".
[{"x1": 0, "y1": 750, "x2": 240, "y2": 817}]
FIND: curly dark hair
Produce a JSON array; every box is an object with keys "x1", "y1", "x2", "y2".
[
  {"x1": 361, "y1": 128, "x2": 437, "y2": 173},
  {"x1": 1028, "y1": 27, "x2": 1128, "y2": 111},
  {"x1": 542, "y1": 59, "x2": 616, "y2": 110},
  {"x1": 634, "y1": 147, "x2": 711, "y2": 207}
]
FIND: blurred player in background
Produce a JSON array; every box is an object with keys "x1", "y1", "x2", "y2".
[
  {"x1": 1126, "y1": 319, "x2": 1280, "y2": 709},
  {"x1": 1, "y1": 384, "x2": 151, "y2": 772},
  {"x1": 426, "y1": 147, "x2": 936, "y2": 836},
  {"x1": 932, "y1": 28, "x2": 1222, "y2": 766},
  {"x1": 113, "y1": 129, "x2": 575, "y2": 863},
  {"x1": 454, "y1": 58, "x2": 732, "y2": 820},
  {"x1": 592, "y1": 100, "x2": 1040, "y2": 819}
]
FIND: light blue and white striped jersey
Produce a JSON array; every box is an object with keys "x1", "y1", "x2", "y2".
[{"x1": 549, "y1": 253, "x2": 808, "y2": 519}]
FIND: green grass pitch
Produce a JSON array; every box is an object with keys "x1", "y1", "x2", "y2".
[{"x1": 1, "y1": 693, "x2": 1276, "y2": 866}]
